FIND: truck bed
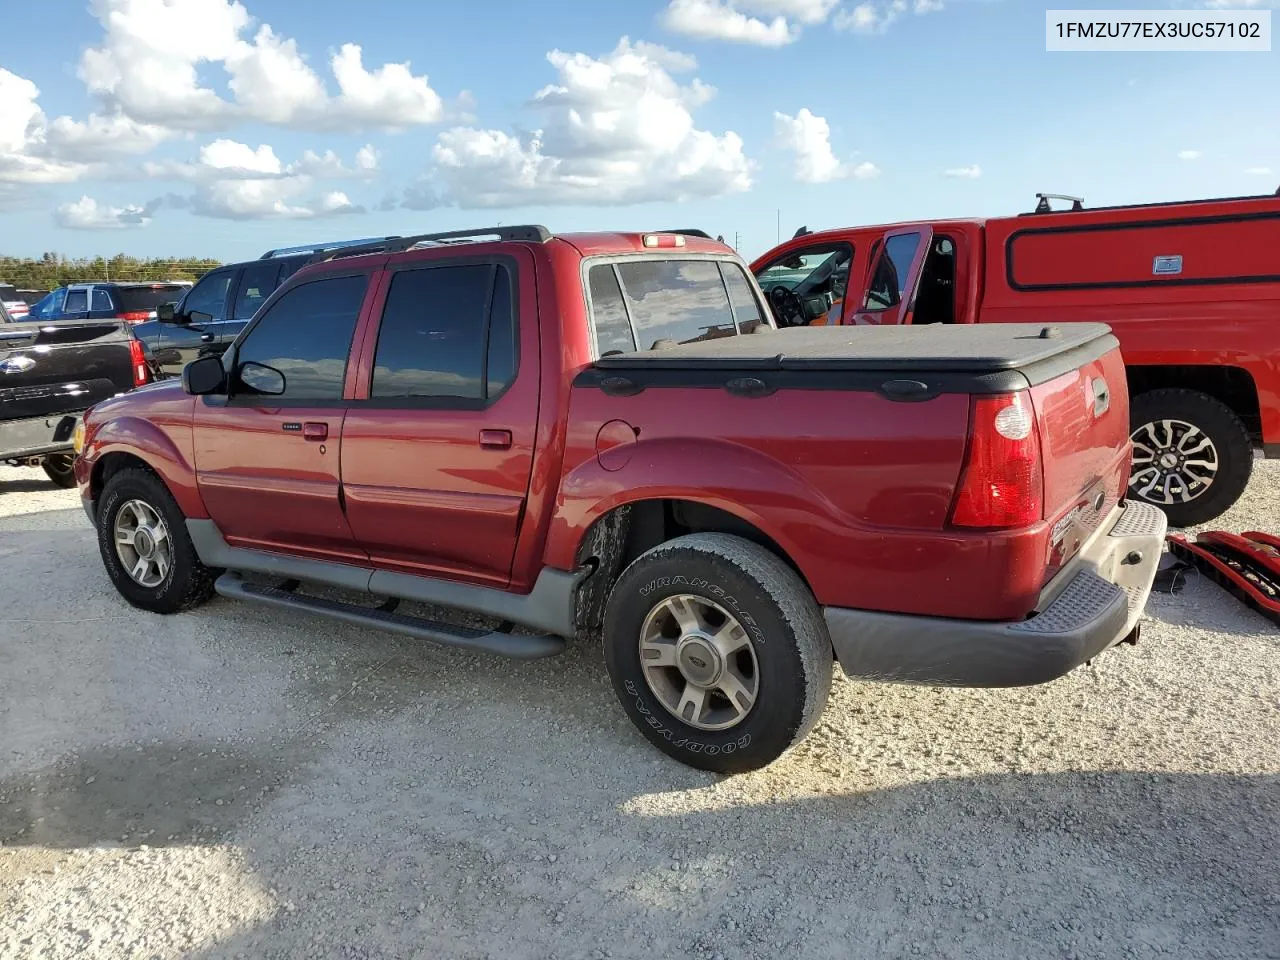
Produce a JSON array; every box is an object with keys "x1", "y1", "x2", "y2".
[{"x1": 591, "y1": 322, "x2": 1117, "y2": 390}]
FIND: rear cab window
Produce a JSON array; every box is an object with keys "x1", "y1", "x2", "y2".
[
  {"x1": 117, "y1": 285, "x2": 190, "y2": 313},
  {"x1": 585, "y1": 257, "x2": 767, "y2": 356}
]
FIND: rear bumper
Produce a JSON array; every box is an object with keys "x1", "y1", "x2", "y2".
[
  {"x1": 824, "y1": 500, "x2": 1167, "y2": 688},
  {"x1": 0, "y1": 413, "x2": 79, "y2": 461}
]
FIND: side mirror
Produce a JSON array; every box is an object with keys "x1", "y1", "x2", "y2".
[
  {"x1": 181, "y1": 355, "x2": 226, "y2": 396},
  {"x1": 237, "y1": 361, "x2": 286, "y2": 396},
  {"x1": 156, "y1": 301, "x2": 176, "y2": 322}
]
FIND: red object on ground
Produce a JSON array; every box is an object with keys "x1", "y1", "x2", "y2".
[{"x1": 1166, "y1": 531, "x2": 1280, "y2": 626}]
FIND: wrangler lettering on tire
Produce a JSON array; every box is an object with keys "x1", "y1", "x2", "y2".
[{"x1": 603, "y1": 533, "x2": 833, "y2": 775}]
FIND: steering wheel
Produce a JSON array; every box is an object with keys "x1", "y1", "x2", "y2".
[{"x1": 768, "y1": 286, "x2": 807, "y2": 327}]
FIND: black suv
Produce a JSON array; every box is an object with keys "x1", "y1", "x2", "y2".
[{"x1": 135, "y1": 235, "x2": 399, "y2": 378}]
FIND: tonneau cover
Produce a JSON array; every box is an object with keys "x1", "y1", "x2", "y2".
[{"x1": 594, "y1": 322, "x2": 1115, "y2": 375}]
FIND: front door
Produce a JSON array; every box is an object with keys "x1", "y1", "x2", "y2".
[
  {"x1": 192, "y1": 272, "x2": 372, "y2": 563},
  {"x1": 340, "y1": 253, "x2": 539, "y2": 587},
  {"x1": 154, "y1": 268, "x2": 238, "y2": 378},
  {"x1": 847, "y1": 227, "x2": 933, "y2": 325}
]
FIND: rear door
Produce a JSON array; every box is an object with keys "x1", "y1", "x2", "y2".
[
  {"x1": 192, "y1": 271, "x2": 372, "y2": 562},
  {"x1": 847, "y1": 227, "x2": 933, "y2": 325},
  {"x1": 339, "y1": 250, "x2": 539, "y2": 587}
]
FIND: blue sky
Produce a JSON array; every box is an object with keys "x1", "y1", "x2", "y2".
[{"x1": 0, "y1": 0, "x2": 1276, "y2": 263}]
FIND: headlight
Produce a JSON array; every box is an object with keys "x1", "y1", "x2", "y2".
[{"x1": 72, "y1": 419, "x2": 86, "y2": 455}]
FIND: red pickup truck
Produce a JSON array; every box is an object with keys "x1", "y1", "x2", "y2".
[
  {"x1": 752, "y1": 191, "x2": 1280, "y2": 527},
  {"x1": 74, "y1": 226, "x2": 1165, "y2": 773}
]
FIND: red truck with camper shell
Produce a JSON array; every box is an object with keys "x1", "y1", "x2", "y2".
[
  {"x1": 74, "y1": 226, "x2": 1165, "y2": 773},
  {"x1": 752, "y1": 191, "x2": 1280, "y2": 527}
]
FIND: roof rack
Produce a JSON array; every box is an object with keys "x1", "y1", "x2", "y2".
[
  {"x1": 307, "y1": 225, "x2": 553, "y2": 265},
  {"x1": 260, "y1": 235, "x2": 404, "y2": 259},
  {"x1": 1032, "y1": 193, "x2": 1085, "y2": 214}
]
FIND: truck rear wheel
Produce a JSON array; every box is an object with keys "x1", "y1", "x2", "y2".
[
  {"x1": 1128, "y1": 389, "x2": 1253, "y2": 528},
  {"x1": 96, "y1": 467, "x2": 218, "y2": 614},
  {"x1": 602, "y1": 533, "x2": 833, "y2": 774}
]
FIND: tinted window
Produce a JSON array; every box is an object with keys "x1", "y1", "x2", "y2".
[
  {"x1": 720, "y1": 264, "x2": 767, "y2": 332},
  {"x1": 184, "y1": 271, "x2": 233, "y2": 320},
  {"x1": 234, "y1": 262, "x2": 281, "y2": 319},
  {"x1": 371, "y1": 264, "x2": 515, "y2": 402},
  {"x1": 91, "y1": 288, "x2": 114, "y2": 312},
  {"x1": 586, "y1": 265, "x2": 636, "y2": 356},
  {"x1": 863, "y1": 233, "x2": 922, "y2": 311},
  {"x1": 0, "y1": 284, "x2": 18, "y2": 300},
  {"x1": 234, "y1": 275, "x2": 367, "y2": 401},
  {"x1": 64, "y1": 290, "x2": 88, "y2": 314},
  {"x1": 117, "y1": 285, "x2": 189, "y2": 312},
  {"x1": 614, "y1": 259, "x2": 737, "y2": 349}
]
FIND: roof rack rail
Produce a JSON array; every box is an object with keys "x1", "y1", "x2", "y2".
[
  {"x1": 260, "y1": 235, "x2": 404, "y2": 259},
  {"x1": 1033, "y1": 193, "x2": 1085, "y2": 214},
  {"x1": 307, "y1": 225, "x2": 553, "y2": 265}
]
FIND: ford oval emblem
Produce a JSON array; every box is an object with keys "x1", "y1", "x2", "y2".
[{"x1": 0, "y1": 356, "x2": 36, "y2": 375}]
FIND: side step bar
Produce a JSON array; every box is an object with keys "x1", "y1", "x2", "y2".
[{"x1": 213, "y1": 573, "x2": 566, "y2": 660}]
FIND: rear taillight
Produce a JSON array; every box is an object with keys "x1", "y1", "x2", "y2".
[
  {"x1": 129, "y1": 339, "x2": 150, "y2": 387},
  {"x1": 949, "y1": 392, "x2": 1044, "y2": 529},
  {"x1": 118, "y1": 311, "x2": 152, "y2": 324}
]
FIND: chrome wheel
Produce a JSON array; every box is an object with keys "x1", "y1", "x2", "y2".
[
  {"x1": 1129, "y1": 419, "x2": 1219, "y2": 506},
  {"x1": 113, "y1": 499, "x2": 172, "y2": 588},
  {"x1": 638, "y1": 594, "x2": 759, "y2": 731}
]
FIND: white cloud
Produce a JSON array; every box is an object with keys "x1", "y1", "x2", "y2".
[
  {"x1": 662, "y1": 0, "x2": 796, "y2": 46},
  {"x1": 661, "y1": 0, "x2": 841, "y2": 45},
  {"x1": 421, "y1": 39, "x2": 750, "y2": 208},
  {"x1": 1245, "y1": 166, "x2": 1273, "y2": 176},
  {"x1": 189, "y1": 178, "x2": 364, "y2": 220},
  {"x1": 1178, "y1": 149, "x2": 1202, "y2": 161},
  {"x1": 0, "y1": 69, "x2": 96, "y2": 184},
  {"x1": 55, "y1": 194, "x2": 157, "y2": 229},
  {"x1": 835, "y1": 0, "x2": 943, "y2": 33},
  {"x1": 142, "y1": 140, "x2": 378, "y2": 181},
  {"x1": 80, "y1": 0, "x2": 445, "y2": 131},
  {"x1": 943, "y1": 163, "x2": 982, "y2": 179},
  {"x1": 773, "y1": 108, "x2": 875, "y2": 183}
]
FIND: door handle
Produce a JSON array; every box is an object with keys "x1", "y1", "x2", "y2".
[
  {"x1": 200, "y1": 333, "x2": 214, "y2": 342},
  {"x1": 479, "y1": 429, "x2": 513, "y2": 450},
  {"x1": 302, "y1": 422, "x2": 328, "y2": 442}
]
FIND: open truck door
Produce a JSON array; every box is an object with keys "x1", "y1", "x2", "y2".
[{"x1": 847, "y1": 226, "x2": 933, "y2": 326}]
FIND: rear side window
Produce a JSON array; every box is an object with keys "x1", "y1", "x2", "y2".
[
  {"x1": 233, "y1": 275, "x2": 367, "y2": 401},
  {"x1": 609, "y1": 259, "x2": 739, "y2": 350},
  {"x1": 720, "y1": 264, "x2": 767, "y2": 332},
  {"x1": 371, "y1": 264, "x2": 516, "y2": 403},
  {"x1": 233, "y1": 262, "x2": 281, "y2": 319},
  {"x1": 91, "y1": 288, "x2": 114, "y2": 312},
  {"x1": 64, "y1": 290, "x2": 88, "y2": 314},
  {"x1": 586, "y1": 266, "x2": 637, "y2": 356},
  {"x1": 117, "y1": 285, "x2": 189, "y2": 312}
]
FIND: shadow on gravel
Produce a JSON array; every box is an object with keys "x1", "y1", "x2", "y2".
[
  {"x1": 177, "y1": 766, "x2": 1277, "y2": 960},
  {"x1": 0, "y1": 478, "x2": 62, "y2": 495}
]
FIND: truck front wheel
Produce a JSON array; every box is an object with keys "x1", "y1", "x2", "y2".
[
  {"x1": 602, "y1": 533, "x2": 833, "y2": 774},
  {"x1": 1128, "y1": 389, "x2": 1253, "y2": 528}
]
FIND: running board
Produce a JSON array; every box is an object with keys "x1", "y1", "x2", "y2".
[{"x1": 213, "y1": 573, "x2": 565, "y2": 660}]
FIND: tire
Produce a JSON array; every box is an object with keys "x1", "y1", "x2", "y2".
[
  {"x1": 96, "y1": 467, "x2": 218, "y2": 614},
  {"x1": 1128, "y1": 389, "x2": 1253, "y2": 528},
  {"x1": 41, "y1": 454, "x2": 77, "y2": 489},
  {"x1": 602, "y1": 533, "x2": 833, "y2": 774}
]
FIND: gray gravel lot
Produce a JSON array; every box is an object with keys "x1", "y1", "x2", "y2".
[{"x1": 1, "y1": 463, "x2": 1277, "y2": 960}]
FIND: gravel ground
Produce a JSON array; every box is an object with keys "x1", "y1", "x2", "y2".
[{"x1": 1, "y1": 462, "x2": 1277, "y2": 960}]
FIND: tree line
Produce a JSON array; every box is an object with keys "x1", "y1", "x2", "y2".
[{"x1": 0, "y1": 253, "x2": 221, "y2": 290}]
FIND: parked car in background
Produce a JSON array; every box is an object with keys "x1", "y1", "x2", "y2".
[
  {"x1": 0, "y1": 283, "x2": 30, "y2": 320},
  {"x1": 28, "y1": 282, "x2": 192, "y2": 326},
  {"x1": 74, "y1": 225, "x2": 1163, "y2": 774},
  {"x1": 17, "y1": 289, "x2": 51, "y2": 306},
  {"x1": 2, "y1": 311, "x2": 151, "y2": 487},
  {"x1": 751, "y1": 190, "x2": 1280, "y2": 527},
  {"x1": 134, "y1": 235, "x2": 400, "y2": 378}
]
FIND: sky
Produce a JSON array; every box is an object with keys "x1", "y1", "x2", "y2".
[{"x1": 0, "y1": 0, "x2": 1276, "y2": 263}]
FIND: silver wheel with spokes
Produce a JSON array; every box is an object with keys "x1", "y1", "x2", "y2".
[
  {"x1": 1129, "y1": 418, "x2": 1219, "y2": 505},
  {"x1": 113, "y1": 498, "x2": 173, "y2": 588},
  {"x1": 638, "y1": 593, "x2": 759, "y2": 731}
]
